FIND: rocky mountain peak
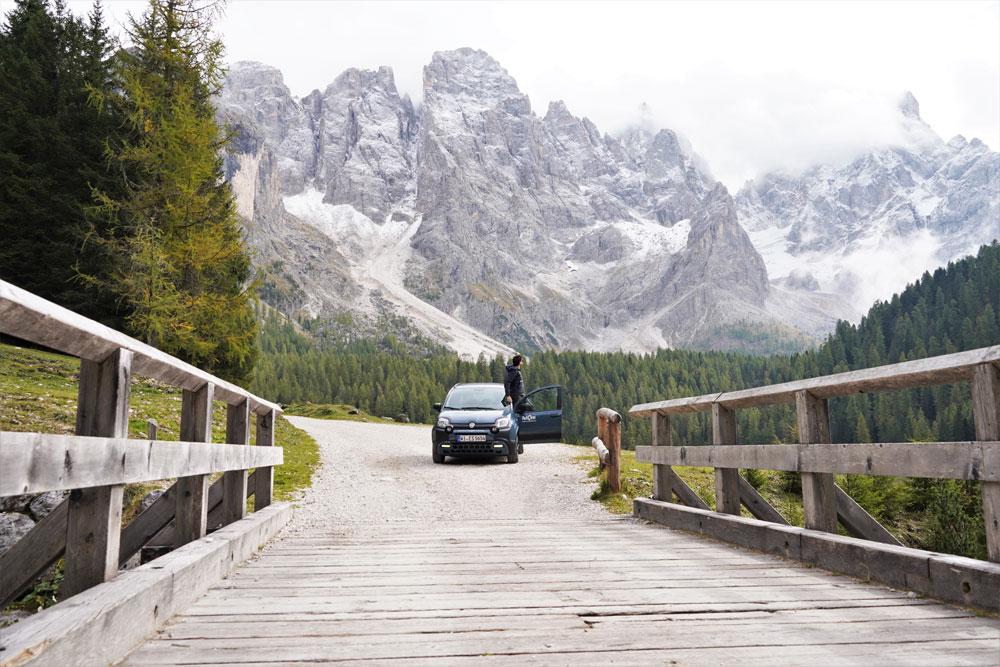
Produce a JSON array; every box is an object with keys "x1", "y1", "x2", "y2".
[{"x1": 898, "y1": 90, "x2": 921, "y2": 119}]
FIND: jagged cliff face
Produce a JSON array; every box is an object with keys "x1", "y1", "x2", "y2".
[
  {"x1": 217, "y1": 53, "x2": 996, "y2": 356},
  {"x1": 735, "y1": 92, "x2": 1000, "y2": 312}
]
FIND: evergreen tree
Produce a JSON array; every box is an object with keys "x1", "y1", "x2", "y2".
[
  {"x1": 0, "y1": 0, "x2": 123, "y2": 324},
  {"x1": 89, "y1": 0, "x2": 257, "y2": 380}
]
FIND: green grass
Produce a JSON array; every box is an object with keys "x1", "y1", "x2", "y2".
[
  {"x1": 0, "y1": 341, "x2": 319, "y2": 618},
  {"x1": 285, "y1": 401, "x2": 430, "y2": 426}
]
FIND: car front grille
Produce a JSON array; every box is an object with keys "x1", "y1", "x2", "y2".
[{"x1": 450, "y1": 442, "x2": 502, "y2": 454}]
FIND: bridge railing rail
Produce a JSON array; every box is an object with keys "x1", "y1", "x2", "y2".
[
  {"x1": 630, "y1": 345, "x2": 1000, "y2": 564},
  {"x1": 0, "y1": 279, "x2": 284, "y2": 607}
]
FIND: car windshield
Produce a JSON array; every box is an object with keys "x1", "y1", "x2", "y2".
[{"x1": 443, "y1": 385, "x2": 506, "y2": 410}]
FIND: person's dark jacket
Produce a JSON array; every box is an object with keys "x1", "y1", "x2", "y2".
[{"x1": 504, "y1": 365, "x2": 524, "y2": 401}]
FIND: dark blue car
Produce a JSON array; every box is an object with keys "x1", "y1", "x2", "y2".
[{"x1": 431, "y1": 383, "x2": 563, "y2": 464}]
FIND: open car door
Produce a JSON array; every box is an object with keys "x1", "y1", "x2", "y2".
[{"x1": 515, "y1": 385, "x2": 563, "y2": 444}]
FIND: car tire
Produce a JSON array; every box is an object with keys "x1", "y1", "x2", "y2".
[
  {"x1": 507, "y1": 447, "x2": 519, "y2": 464},
  {"x1": 517, "y1": 442, "x2": 524, "y2": 454},
  {"x1": 432, "y1": 445, "x2": 445, "y2": 464}
]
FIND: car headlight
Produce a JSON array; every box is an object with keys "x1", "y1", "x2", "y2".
[
  {"x1": 436, "y1": 417, "x2": 451, "y2": 429},
  {"x1": 494, "y1": 416, "x2": 510, "y2": 429}
]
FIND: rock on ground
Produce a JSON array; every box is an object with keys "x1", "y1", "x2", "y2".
[{"x1": 0, "y1": 512, "x2": 36, "y2": 556}]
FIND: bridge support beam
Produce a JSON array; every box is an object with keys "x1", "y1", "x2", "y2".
[
  {"x1": 255, "y1": 409, "x2": 277, "y2": 509},
  {"x1": 62, "y1": 348, "x2": 132, "y2": 599},
  {"x1": 972, "y1": 362, "x2": 1000, "y2": 562},
  {"x1": 175, "y1": 383, "x2": 214, "y2": 548},
  {"x1": 652, "y1": 412, "x2": 671, "y2": 501},
  {"x1": 712, "y1": 404, "x2": 740, "y2": 515},
  {"x1": 796, "y1": 390, "x2": 837, "y2": 533},
  {"x1": 222, "y1": 399, "x2": 250, "y2": 526}
]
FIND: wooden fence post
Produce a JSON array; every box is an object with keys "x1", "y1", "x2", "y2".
[
  {"x1": 255, "y1": 408, "x2": 276, "y2": 510},
  {"x1": 607, "y1": 418, "x2": 621, "y2": 494},
  {"x1": 796, "y1": 389, "x2": 837, "y2": 533},
  {"x1": 147, "y1": 419, "x2": 157, "y2": 440},
  {"x1": 222, "y1": 399, "x2": 250, "y2": 526},
  {"x1": 712, "y1": 404, "x2": 740, "y2": 515},
  {"x1": 62, "y1": 347, "x2": 132, "y2": 599},
  {"x1": 972, "y1": 362, "x2": 1000, "y2": 562},
  {"x1": 652, "y1": 412, "x2": 671, "y2": 501},
  {"x1": 175, "y1": 382, "x2": 214, "y2": 548}
]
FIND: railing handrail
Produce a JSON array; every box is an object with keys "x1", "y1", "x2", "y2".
[
  {"x1": 630, "y1": 345, "x2": 1000, "y2": 417},
  {"x1": 0, "y1": 279, "x2": 280, "y2": 416}
]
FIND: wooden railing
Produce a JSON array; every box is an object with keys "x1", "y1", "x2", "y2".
[
  {"x1": 0, "y1": 279, "x2": 284, "y2": 607},
  {"x1": 591, "y1": 408, "x2": 622, "y2": 493},
  {"x1": 629, "y1": 346, "x2": 1000, "y2": 610}
]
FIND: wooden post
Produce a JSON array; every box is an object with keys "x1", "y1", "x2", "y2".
[
  {"x1": 972, "y1": 362, "x2": 1000, "y2": 562},
  {"x1": 652, "y1": 412, "x2": 672, "y2": 502},
  {"x1": 62, "y1": 348, "x2": 132, "y2": 599},
  {"x1": 607, "y1": 418, "x2": 621, "y2": 494},
  {"x1": 255, "y1": 409, "x2": 276, "y2": 510},
  {"x1": 147, "y1": 419, "x2": 157, "y2": 440},
  {"x1": 174, "y1": 382, "x2": 214, "y2": 548},
  {"x1": 712, "y1": 404, "x2": 740, "y2": 515},
  {"x1": 597, "y1": 413, "x2": 608, "y2": 471},
  {"x1": 796, "y1": 389, "x2": 837, "y2": 533},
  {"x1": 222, "y1": 399, "x2": 250, "y2": 526}
]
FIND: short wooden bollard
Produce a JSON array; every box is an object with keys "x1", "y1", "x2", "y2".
[{"x1": 596, "y1": 408, "x2": 622, "y2": 494}]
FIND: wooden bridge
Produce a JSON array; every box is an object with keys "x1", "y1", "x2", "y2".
[{"x1": 1, "y1": 279, "x2": 999, "y2": 665}]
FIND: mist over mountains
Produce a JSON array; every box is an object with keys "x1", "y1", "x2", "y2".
[{"x1": 218, "y1": 48, "x2": 998, "y2": 357}]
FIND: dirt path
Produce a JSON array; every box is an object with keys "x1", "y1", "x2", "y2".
[{"x1": 278, "y1": 416, "x2": 617, "y2": 538}]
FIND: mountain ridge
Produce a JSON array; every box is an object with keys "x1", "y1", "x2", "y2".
[{"x1": 218, "y1": 51, "x2": 997, "y2": 357}]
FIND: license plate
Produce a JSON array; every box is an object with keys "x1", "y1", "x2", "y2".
[{"x1": 458, "y1": 434, "x2": 487, "y2": 442}]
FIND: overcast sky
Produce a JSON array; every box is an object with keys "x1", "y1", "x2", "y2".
[{"x1": 34, "y1": 0, "x2": 1000, "y2": 189}]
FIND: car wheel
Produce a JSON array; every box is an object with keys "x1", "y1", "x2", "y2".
[
  {"x1": 507, "y1": 447, "x2": 519, "y2": 464},
  {"x1": 517, "y1": 442, "x2": 524, "y2": 454},
  {"x1": 432, "y1": 444, "x2": 445, "y2": 464}
]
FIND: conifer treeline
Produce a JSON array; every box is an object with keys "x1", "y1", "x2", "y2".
[
  {"x1": 0, "y1": 0, "x2": 256, "y2": 381},
  {"x1": 252, "y1": 242, "x2": 999, "y2": 450}
]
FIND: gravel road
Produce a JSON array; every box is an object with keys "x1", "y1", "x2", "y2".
[{"x1": 278, "y1": 416, "x2": 619, "y2": 540}]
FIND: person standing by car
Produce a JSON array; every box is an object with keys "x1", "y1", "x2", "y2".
[
  {"x1": 504, "y1": 354, "x2": 526, "y2": 455},
  {"x1": 503, "y1": 355, "x2": 525, "y2": 407}
]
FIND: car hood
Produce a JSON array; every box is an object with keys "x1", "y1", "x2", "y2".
[{"x1": 439, "y1": 408, "x2": 508, "y2": 426}]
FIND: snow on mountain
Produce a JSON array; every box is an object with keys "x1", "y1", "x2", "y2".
[
  {"x1": 736, "y1": 92, "x2": 999, "y2": 314},
  {"x1": 219, "y1": 58, "x2": 995, "y2": 357}
]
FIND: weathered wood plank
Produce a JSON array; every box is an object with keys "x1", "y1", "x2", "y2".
[
  {"x1": 0, "y1": 279, "x2": 281, "y2": 416},
  {"x1": 635, "y1": 498, "x2": 1000, "y2": 612},
  {"x1": 972, "y1": 362, "x2": 1000, "y2": 562},
  {"x1": 606, "y1": 418, "x2": 621, "y2": 494},
  {"x1": 668, "y1": 468, "x2": 711, "y2": 510},
  {"x1": 222, "y1": 400, "x2": 250, "y2": 527},
  {"x1": 835, "y1": 484, "x2": 902, "y2": 546},
  {"x1": 175, "y1": 383, "x2": 213, "y2": 549},
  {"x1": 591, "y1": 436, "x2": 609, "y2": 465},
  {"x1": 116, "y1": 616, "x2": 1000, "y2": 665},
  {"x1": 0, "y1": 433, "x2": 282, "y2": 496},
  {"x1": 737, "y1": 474, "x2": 789, "y2": 524},
  {"x1": 141, "y1": 471, "x2": 258, "y2": 551},
  {"x1": 595, "y1": 407, "x2": 621, "y2": 423},
  {"x1": 712, "y1": 404, "x2": 740, "y2": 514},
  {"x1": 635, "y1": 441, "x2": 998, "y2": 480},
  {"x1": 0, "y1": 503, "x2": 292, "y2": 667},
  {"x1": 254, "y1": 409, "x2": 276, "y2": 510},
  {"x1": 630, "y1": 345, "x2": 1000, "y2": 416},
  {"x1": 0, "y1": 499, "x2": 67, "y2": 608},
  {"x1": 62, "y1": 348, "x2": 131, "y2": 599},
  {"x1": 651, "y1": 412, "x2": 671, "y2": 501}
]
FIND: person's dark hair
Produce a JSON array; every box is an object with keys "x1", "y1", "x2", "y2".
[{"x1": 512, "y1": 354, "x2": 522, "y2": 366}]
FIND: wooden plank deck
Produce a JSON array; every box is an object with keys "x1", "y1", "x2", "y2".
[{"x1": 120, "y1": 518, "x2": 1000, "y2": 666}]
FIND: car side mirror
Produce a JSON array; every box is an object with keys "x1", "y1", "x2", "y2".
[
  {"x1": 515, "y1": 403, "x2": 526, "y2": 414},
  {"x1": 433, "y1": 402, "x2": 441, "y2": 412}
]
